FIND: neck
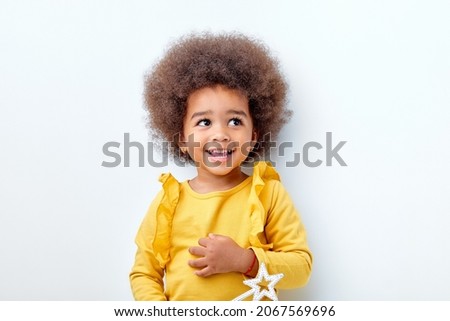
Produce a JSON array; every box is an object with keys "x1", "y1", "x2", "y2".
[{"x1": 189, "y1": 167, "x2": 248, "y2": 194}]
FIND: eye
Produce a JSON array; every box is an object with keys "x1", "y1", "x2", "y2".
[
  {"x1": 228, "y1": 118, "x2": 242, "y2": 127},
  {"x1": 197, "y1": 118, "x2": 211, "y2": 127}
]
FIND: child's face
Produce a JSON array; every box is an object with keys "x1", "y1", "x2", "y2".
[{"x1": 182, "y1": 85, "x2": 256, "y2": 178}]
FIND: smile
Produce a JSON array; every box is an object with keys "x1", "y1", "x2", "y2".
[
  {"x1": 205, "y1": 148, "x2": 236, "y2": 163},
  {"x1": 206, "y1": 149, "x2": 235, "y2": 156}
]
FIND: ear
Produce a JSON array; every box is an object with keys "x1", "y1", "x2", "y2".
[
  {"x1": 252, "y1": 130, "x2": 258, "y2": 143},
  {"x1": 178, "y1": 130, "x2": 186, "y2": 144},
  {"x1": 177, "y1": 132, "x2": 187, "y2": 153},
  {"x1": 179, "y1": 142, "x2": 187, "y2": 154},
  {"x1": 247, "y1": 130, "x2": 258, "y2": 152}
]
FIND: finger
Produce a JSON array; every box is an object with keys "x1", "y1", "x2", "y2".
[
  {"x1": 209, "y1": 233, "x2": 226, "y2": 239},
  {"x1": 194, "y1": 266, "x2": 213, "y2": 277},
  {"x1": 198, "y1": 237, "x2": 210, "y2": 247},
  {"x1": 209, "y1": 233, "x2": 229, "y2": 241},
  {"x1": 189, "y1": 246, "x2": 206, "y2": 257},
  {"x1": 188, "y1": 257, "x2": 208, "y2": 268}
]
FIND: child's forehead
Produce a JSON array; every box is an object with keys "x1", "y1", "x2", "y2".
[
  {"x1": 187, "y1": 85, "x2": 248, "y2": 107},
  {"x1": 187, "y1": 108, "x2": 250, "y2": 120}
]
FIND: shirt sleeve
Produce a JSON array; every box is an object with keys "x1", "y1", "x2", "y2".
[
  {"x1": 129, "y1": 191, "x2": 167, "y2": 301},
  {"x1": 250, "y1": 180, "x2": 313, "y2": 289}
]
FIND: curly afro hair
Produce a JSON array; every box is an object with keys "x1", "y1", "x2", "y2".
[{"x1": 144, "y1": 32, "x2": 292, "y2": 163}]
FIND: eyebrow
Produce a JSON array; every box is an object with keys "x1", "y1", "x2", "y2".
[{"x1": 190, "y1": 109, "x2": 248, "y2": 120}]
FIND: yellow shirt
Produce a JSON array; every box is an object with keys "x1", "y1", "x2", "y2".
[{"x1": 130, "y1": 162, "x2": 312, "y2": 300}]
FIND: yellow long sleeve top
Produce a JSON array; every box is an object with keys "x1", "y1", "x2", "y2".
[{"x1": 129, "y1": 162, "x2": 312, "y2": 300}]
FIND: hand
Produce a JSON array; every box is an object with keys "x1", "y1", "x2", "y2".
[{"x1": 188, "y1": 233, "x2": 255, "y2": 277}]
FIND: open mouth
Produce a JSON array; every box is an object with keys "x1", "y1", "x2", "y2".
[
  {"x1": 206, "y1": 149, "x2": 234, "y2": 156},
  {"x1": 205, "y1": 148, "x2": 236, "y2": 163}
]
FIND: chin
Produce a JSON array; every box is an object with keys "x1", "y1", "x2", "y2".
[{"x1": 199, "y1": 160, "x2": 242, "y2": 176}]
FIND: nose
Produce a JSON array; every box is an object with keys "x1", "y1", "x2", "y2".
[{"x1": 210, "y1": 123, "x2": 230, "y2": 142}]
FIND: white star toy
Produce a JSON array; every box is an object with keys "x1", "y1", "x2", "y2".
[{"x1": 232, "y1": 262, "x2": 284, "y2": 301}]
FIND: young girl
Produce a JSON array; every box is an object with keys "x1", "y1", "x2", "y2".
[{"x1": 130, "y1": 33, "x2": 312, "y2": 301}]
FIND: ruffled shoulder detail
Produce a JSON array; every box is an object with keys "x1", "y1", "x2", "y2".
[
  {"x1": 248, "y1": 161, "x2": 280, "y2": 250},
  {"x1": 152, "y1": 172, "x2": 180, "y2": 268}
]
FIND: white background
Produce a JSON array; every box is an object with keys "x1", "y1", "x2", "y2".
[{"x1": 1, "y1": 0, "x2": 449, "y2": 300}]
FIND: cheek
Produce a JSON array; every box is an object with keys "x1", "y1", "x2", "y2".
[
  {"x1": 240, "y1": 141, "x2": 255, "y2": 155},
  {"x1": 182, "y1": 132, "x2": 205, "y2": 153},
  {"x1": 243, "y1": 131, "x2": 258, "y2": 154}
]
